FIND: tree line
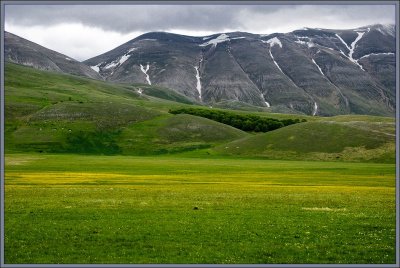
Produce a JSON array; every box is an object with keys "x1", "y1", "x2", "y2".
[{"x1": 169, "y1": 108, "x2": 306, "y2": 132}]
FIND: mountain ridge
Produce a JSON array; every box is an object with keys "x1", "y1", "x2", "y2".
[
  {"x1": 5, "y1": 23, "x2": 396, "y2": 116},
  {"x1": 4, "y1": 31, "x2": 102, "y2": 80},
  {"x1": 83, "y1": 23, "x2": 395, "y2": 116}
]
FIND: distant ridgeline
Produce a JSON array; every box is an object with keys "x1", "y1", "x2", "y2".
[{"x1": 169, "y1": 108, "x2": 306, "y2": 132}]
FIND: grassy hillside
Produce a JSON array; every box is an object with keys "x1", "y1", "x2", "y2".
[
  {"x1": 213, "y1": 121, "x2": 395, "y2": 163},
  {"x1": 118, "y1": 114, "x2": 248, "y2": 155},
  {"x1": 5, "y1": 63, "x2": 247, "y2": 155},
  {"x1": 5, "y1": 62, "x2": 395, "y2": 162}
]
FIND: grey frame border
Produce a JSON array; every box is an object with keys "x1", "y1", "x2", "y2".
[{"x1": 0, "y1": 1, "x2": 398, "y2": 268}]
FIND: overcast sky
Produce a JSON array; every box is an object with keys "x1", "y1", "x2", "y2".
[{"x1": 4, "y1": 4, "x2": 396, "y2": 61}]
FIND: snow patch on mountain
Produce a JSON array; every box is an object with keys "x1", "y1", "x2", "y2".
[
  {"x1": 359, "y1": 52, "x2": 395, "y2": 59},
  {"x1": 335, "y1": 32, "x2": 365, "y2": 70},
  {"x1": 295, "y1": 40, "x2": 315, "y2": 48},
  {"x1": 312, "y1": 102, "x2": 318, "y2": 116},
  {"x1": 118, "y1": 54, "x2": 130, "y2": 65},
  {"x1": 349, "y1": 32, "x2": 365, "y2": 60},
  {"x1": 127, "y1": 47, "x2": 137, "y2": 53},
  {"x1": 348, "y1": 32, "x2": 365, "y2": 70},
  {"x1": 267, "y1": 47, "x2": 300, "y2": 90},
  {"x1": 200, "y1": 34, "x2": 230, "y2": 47},
  {"x1": 269, "y1": 50, "x2": 283, "y2": 73},
  {"x1": 104, "y1": 61, "x2": 119, "y2": 70},
  {"x1": 339, "y1": 50, "x2": 347, "y2": 58},
  {"x1": 312, "y1": 59, "x2": 324, "y2": 75},
  {"x1": 231, "y1": 37, "x2": 246, "y2": 40},
  {"x1": 335, "y1": 34, "x2": 351, "y2": 50},
  {"x1": 268, "y1": 48, "x2": 299, "y2": 90},
  {"x1": 263, "y1": 37, "x2": 282, "y2": 48},
  {"x1": 295, "y1": 40, "x2": 307, "y2": 45},
  {"x1": 103, "y1": 50, "x2": 133, "y2": 70},
  {"x1": 90, "y1": 65, "x2": 100, "y2": 73},
  {"x1": 140, "y1": 64, "x2": 151, "y2": 85},
  {"x1": 257, "y1": 93, "x2": 269, "y2": 107},
  {"x1": 194, "y1": 66, "x2": 202, "y2": 100}
]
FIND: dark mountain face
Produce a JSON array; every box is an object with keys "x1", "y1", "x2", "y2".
[
  {"x1": 5, "y1": 23, "x2": 395, "y2": 117},
  {"x1": 5, "y1": 32, "x2": 101, "y2": 80},
  {"x1": 84, "y1": 24, "x2": 395, "y2": 116}
]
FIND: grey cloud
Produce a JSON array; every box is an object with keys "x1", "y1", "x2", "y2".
[
  {"x1": 5, "y1": 5, "x2": 243, "y2": 33},
  {"x1": 5, "y1": 4, "x2": 395, "y2": 34}
]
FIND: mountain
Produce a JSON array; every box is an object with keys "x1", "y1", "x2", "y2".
[
  {"x1": 84, "y1": 24, "x2": 396, "y2": 116},
  {"x1": 4, "y1": 31, "x2": 102, "y2": 80}
]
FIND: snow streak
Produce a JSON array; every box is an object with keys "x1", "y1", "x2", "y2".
[
  {"x1": 349, "y1": 32, "x2": 365, "y2": 62},
  {"x1": 311, "y1": 58, "x2": 348, "y2": 107},
  {"x1": 103, "y1": 48, "x2": 135, "y2": 70},
  {"x1": 140, "y1": 64, "x2": 151, "y2": 85},
  {"x1": 312, "y1": 102, "x2": 318, "y2": 116},
  {"x1": 257, "y1": 93, "x2": 270, "y2": 107},
  {"x1": 336, "y1": 32, "x2": 366, "y2": 70},
  {"x1": 268, "y1": 50, "x2": 284, "y2": 74},
  {"x1": 267, "y1": 47, "x2": 299, "y2": 90},
  {"x1": 359, "y1": 52, "x2": 395, "y2": 59},
  {"x1": 194, "y1": 66, "x2": 202, "y2": 100},
  {"x1": 199, "y1": 34, "x2": 230, "y2": 47},
  {"x1": 312, "y1": 59, "x2": 324, "y2": 75},
  {"x1": 335, "y1": 34, "x2": 351, "y2": 51},
  {"x1": 127, "y1": 47, "x2": 137, "y2": 53}
]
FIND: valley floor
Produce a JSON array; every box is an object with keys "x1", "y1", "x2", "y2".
[{"x1": 4, "y1": 153, "x2": 396, "y2": 264}]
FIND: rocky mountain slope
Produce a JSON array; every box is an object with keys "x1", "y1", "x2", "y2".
[
  {"x1": 5, "y1": 24, "x2": 395, "y2": 116},
  {"x1": 84, "y1": 24, "x2": 396, "y2": 116},
  {"x1": 5, "y1": 31, "x2": 101, "y2": 80}
]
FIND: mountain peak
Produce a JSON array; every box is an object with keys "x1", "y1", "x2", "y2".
[{"x1": 5, "y1": 31, "x2": 102, "y2": 79}]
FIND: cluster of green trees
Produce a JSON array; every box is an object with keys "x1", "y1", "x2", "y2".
[{"x1": 169, "y1": 108, "x2": 306, "y2": 132}]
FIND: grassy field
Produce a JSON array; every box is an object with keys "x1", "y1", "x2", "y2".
[
  {"x1": 4, "y1": 62, "x2": 397, "y2": 264},
  {"x1": 4, "y1": 153, "x2": 396, "y2": 264}
]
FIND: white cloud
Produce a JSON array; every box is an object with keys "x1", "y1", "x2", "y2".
[
  {"x1": 5, "y1": 22, "x2": 141, "y2": 61},
  {"x1": 237, "y1": 5, "x2": 395, "y2": 34}
]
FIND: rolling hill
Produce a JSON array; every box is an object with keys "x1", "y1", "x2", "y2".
[
  {"x1": 4, "y1": 62, "x2": 395, "y2": 163},
  {"x1": 212, "y1": 119, "x2": 395, "y2": 163},
  {"x1": 4, "y1": 63, "x2": 247, "y2": 155}
]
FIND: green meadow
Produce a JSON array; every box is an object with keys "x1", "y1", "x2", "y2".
[
  {"x1": 5, "y1": 154, "x2": 396, "y2": 264},
  {"x1": 4, "y1": 63, "x2": 397, "y2": 264}
]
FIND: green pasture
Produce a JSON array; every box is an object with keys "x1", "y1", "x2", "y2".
[
  {"x1": 4, "y1": 154, "x2": 396, "y2": 264},
  {"x1": 5, "y1": 63, "x2": 395, "y2": 163}
]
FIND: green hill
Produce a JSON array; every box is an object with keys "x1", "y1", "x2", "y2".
[
  {"x1": 4, "y1": 62, "x2": 395, "y2": 162},
  {"x1": 213, "y1": 121, "x2": 395, "y2": 163},
  {"x1": 4, "y1": 63, "x2": 247, "y2": 155}
]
